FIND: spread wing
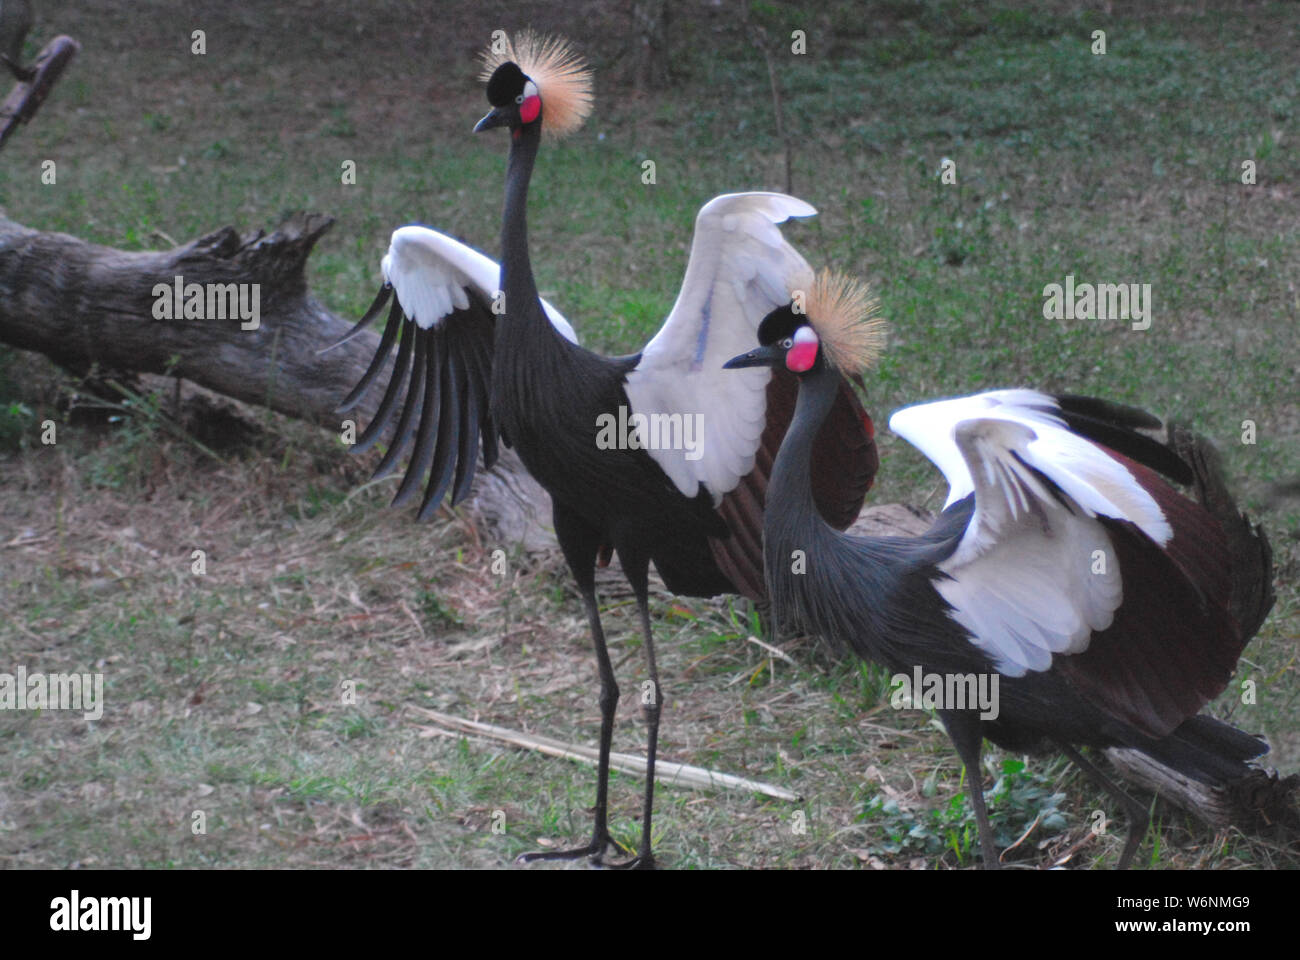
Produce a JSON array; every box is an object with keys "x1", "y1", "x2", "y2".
[
  {"x1": 623, "y1": 192, "x2": 817, "y2": 504},
  {"x1": 890, "y1": 389, "x2": 1171, "y2": 677},
  {"x1": 322, "y1": 226, "x2": 575, "y2": 519},
  {"x1": 891, "y1": 389, "x2": 1253, "y2": 737},
  {"x1": 620, "y1": 193, "x2": 877, "y2": 599}
]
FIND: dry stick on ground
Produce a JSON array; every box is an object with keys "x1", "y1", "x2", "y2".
[{"x1": 409, "y1": 705, "x2": 801, "y2": 802}]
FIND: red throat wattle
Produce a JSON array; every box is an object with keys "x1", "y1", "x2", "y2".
[
  {"x1": 786, "y1": 340, "x2": 818, "y2": 372},
  {"x1": 520, "y1": 95, "x2": 541, "y2": 123}
]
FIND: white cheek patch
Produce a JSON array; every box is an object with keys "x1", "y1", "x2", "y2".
[
  {"x1": 786, "y1": 325, "x2": 820, "y2": 372},
  {"x1": 523, "y1": 80, "x2": 538, "y2": 99}
]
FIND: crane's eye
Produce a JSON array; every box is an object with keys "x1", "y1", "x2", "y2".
[
  {"x1": 514, "y1": 94, "x2": 525, "y2": 105},
  {"x1": 779, "y1": 337, "x2": 794, "y2": 349}
]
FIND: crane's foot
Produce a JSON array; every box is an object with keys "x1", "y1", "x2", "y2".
[
  {"x1": 603, "y1": 852, "x2": 656, "y2": 870},
  {"x1": 515, "y1": 838, "x2": 656, "y2": 869},
  {"x1": 515, "y1": 830, "x2": 619, "y2": 866},
  {"x1": 515, "y1": 843, "x2": 606, "y2": 866}
]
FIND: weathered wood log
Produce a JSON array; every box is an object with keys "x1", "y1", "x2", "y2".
[
  {"x1": 466, "y1": 450, "x2": 558, "y2": 555},
  {"x1": 0, "y1": 210, "x2": 553, "y2": 541},
  {"x1": 1106, "y1": 747, "x2": 1298, "y2": 833},
  {"x1": 1, "y1": 212, "x2": 358, "y2": 427}
]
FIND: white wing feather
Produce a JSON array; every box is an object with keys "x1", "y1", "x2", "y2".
[
  {"x1": 623, "y1": 193, "x2": 817, "y2": 503},
  {"x1": 888, "y1": 390, "x2": 1172, "y2": 676},
  {"x1": 381, "y1": 226, "x2": 577, "y2": 342}
]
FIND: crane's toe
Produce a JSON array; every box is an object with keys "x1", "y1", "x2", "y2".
[{"x1": 515, "y1": 836, "x2": 612, "y2": 866}]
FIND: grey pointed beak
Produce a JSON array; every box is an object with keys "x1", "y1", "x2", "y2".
[
  {"x1": 723, "y1": 344, "x2": 783, "y2": 369},
  {"x1": 474, "y1": 107, "x2": 508, "y2": 133}
]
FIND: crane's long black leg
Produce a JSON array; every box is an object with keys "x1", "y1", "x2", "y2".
[
  {"x1": 516, "y1": 508, "x2": 619, "y2": 866},
  {"x1": 943, "y1": 712, "x2": 1000, "y2": 869},
  {"x1": 1055, "y1": 741, "x2": 1149, "y2": 870},
  {"x1": 603, "y1": 548, "x2": 659, "y2": 870}
]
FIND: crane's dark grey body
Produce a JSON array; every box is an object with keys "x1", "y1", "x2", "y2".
[
  {"x1": 492, "y1": 124, "x2": 732, "y2": 597},
  {"x1": 474, "y1": 81, "x2": 887, "y2": 865},
  {"x1": 334, "y1": 61, "x2": 879, "y2": 867},
  {"x1": 761, "y1": 349, "x2": 1273, "y2": 868}
]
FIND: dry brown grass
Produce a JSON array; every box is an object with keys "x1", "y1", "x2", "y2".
[{"x1": 1, "y1": 392, "x2": 1293, "y2": 870}]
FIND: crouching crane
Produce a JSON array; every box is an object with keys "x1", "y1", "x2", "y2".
[{"x1": 724, "y1": 272, "x2": 1276, "y2": 868}]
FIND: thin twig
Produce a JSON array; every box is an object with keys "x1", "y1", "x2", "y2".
[
  {"x1": 408, "y1": 704, "x2": 801, "y2": 801},
  {"x1": 746, "y1": 634, "x2": 796, "y2": 665},
  {"x1": 103, "y1": 379, "x2": 229, "y2": 465},
  {"x1": 746, "y1": 21, "x2": 792, "y2": 194}
]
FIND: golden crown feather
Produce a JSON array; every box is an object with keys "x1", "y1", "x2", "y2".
[
  {"x1": 800, "y1": 270, "x2": 887, "y2": 371},
  {"x1": 479, "y1": 31, "x2": 594, "y2": 138}
]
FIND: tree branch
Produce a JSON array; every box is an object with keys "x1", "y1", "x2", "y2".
[{"x1": 0, "y1": 34, "x2": 79, "y2": 151}]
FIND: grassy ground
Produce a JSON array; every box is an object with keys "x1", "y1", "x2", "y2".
[{"x1": 0, "y1": 1, "x2": 1297, "y2": 869}]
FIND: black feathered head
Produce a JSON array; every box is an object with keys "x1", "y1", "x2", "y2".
[
  {"x1": 727, "y1": 271, "x2": 886, "y2": 374},
  {"x1": 476, "y1": 32, "x2": 593, "y2": 137}
]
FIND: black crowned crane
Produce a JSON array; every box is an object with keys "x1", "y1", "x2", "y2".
[
  {"x1": 724, "y1": 272, "x2": 1276, "y2": 868},
  {"x1": 325, "y1": 33, "x2": 876, "y2": 868}
]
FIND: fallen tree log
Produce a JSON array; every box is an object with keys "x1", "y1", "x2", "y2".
[
  {"x1": 1, "y1": 212, "x2": 367, "y2": 428},
  {"x1": 0, "y1": 210, "x2": 557, "y2": 546},
  {"x1": 0, "y1": 33, "x2": 79, "y2": 150}
]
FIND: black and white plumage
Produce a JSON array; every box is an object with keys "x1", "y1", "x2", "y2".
[
  {"x1": 325, "y1": 226, "x2": 576, "y2": 518},
  {"x1": 329, "y1": 198, "x2": 875, "y2": 571},
  {"x1": 328, "y1": 36, "x2": 877, "y2": 868},
  {"x1": 725, "y1": 284, "x2": 1276, "y2": 869}
]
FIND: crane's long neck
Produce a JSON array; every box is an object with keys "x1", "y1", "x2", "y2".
[
  {"x1": 498, "y1": 124, "x2": 550, "y2": 343},
  {"x1": 766, "y1": 364, "x2": 978, "y2": 669},
  {"x1": 768, "y1": 364, "x2": 843, "y2": 537},
  {"x1": 492, "y1": 121, "x2": 577, "y2": 452},
  {"x1": 764, "y1": 362, "x2": 852, "y2": 634}
]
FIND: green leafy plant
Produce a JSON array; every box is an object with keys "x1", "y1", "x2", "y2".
[{"x1": 859, "y1": 757, "x2": 1067, "y2": 865}]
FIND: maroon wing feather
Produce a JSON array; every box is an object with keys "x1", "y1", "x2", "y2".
[
  {"x1": 708, "y1": 371, "x2": 878, "y2": 601},
  {"x1": 1055, "y1": 446, "x2": 1269, "y2": 738},
  {"x1": 813, "y1": 373, "x2": 879, "y2": 528}
]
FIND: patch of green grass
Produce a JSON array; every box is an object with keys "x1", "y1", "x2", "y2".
[
  {"x1": 0, "y1": 399, "x2": 35, "y2": 451},
  {"x1": 417, "y1": 582, "x2": 463, "y2": 628}
]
